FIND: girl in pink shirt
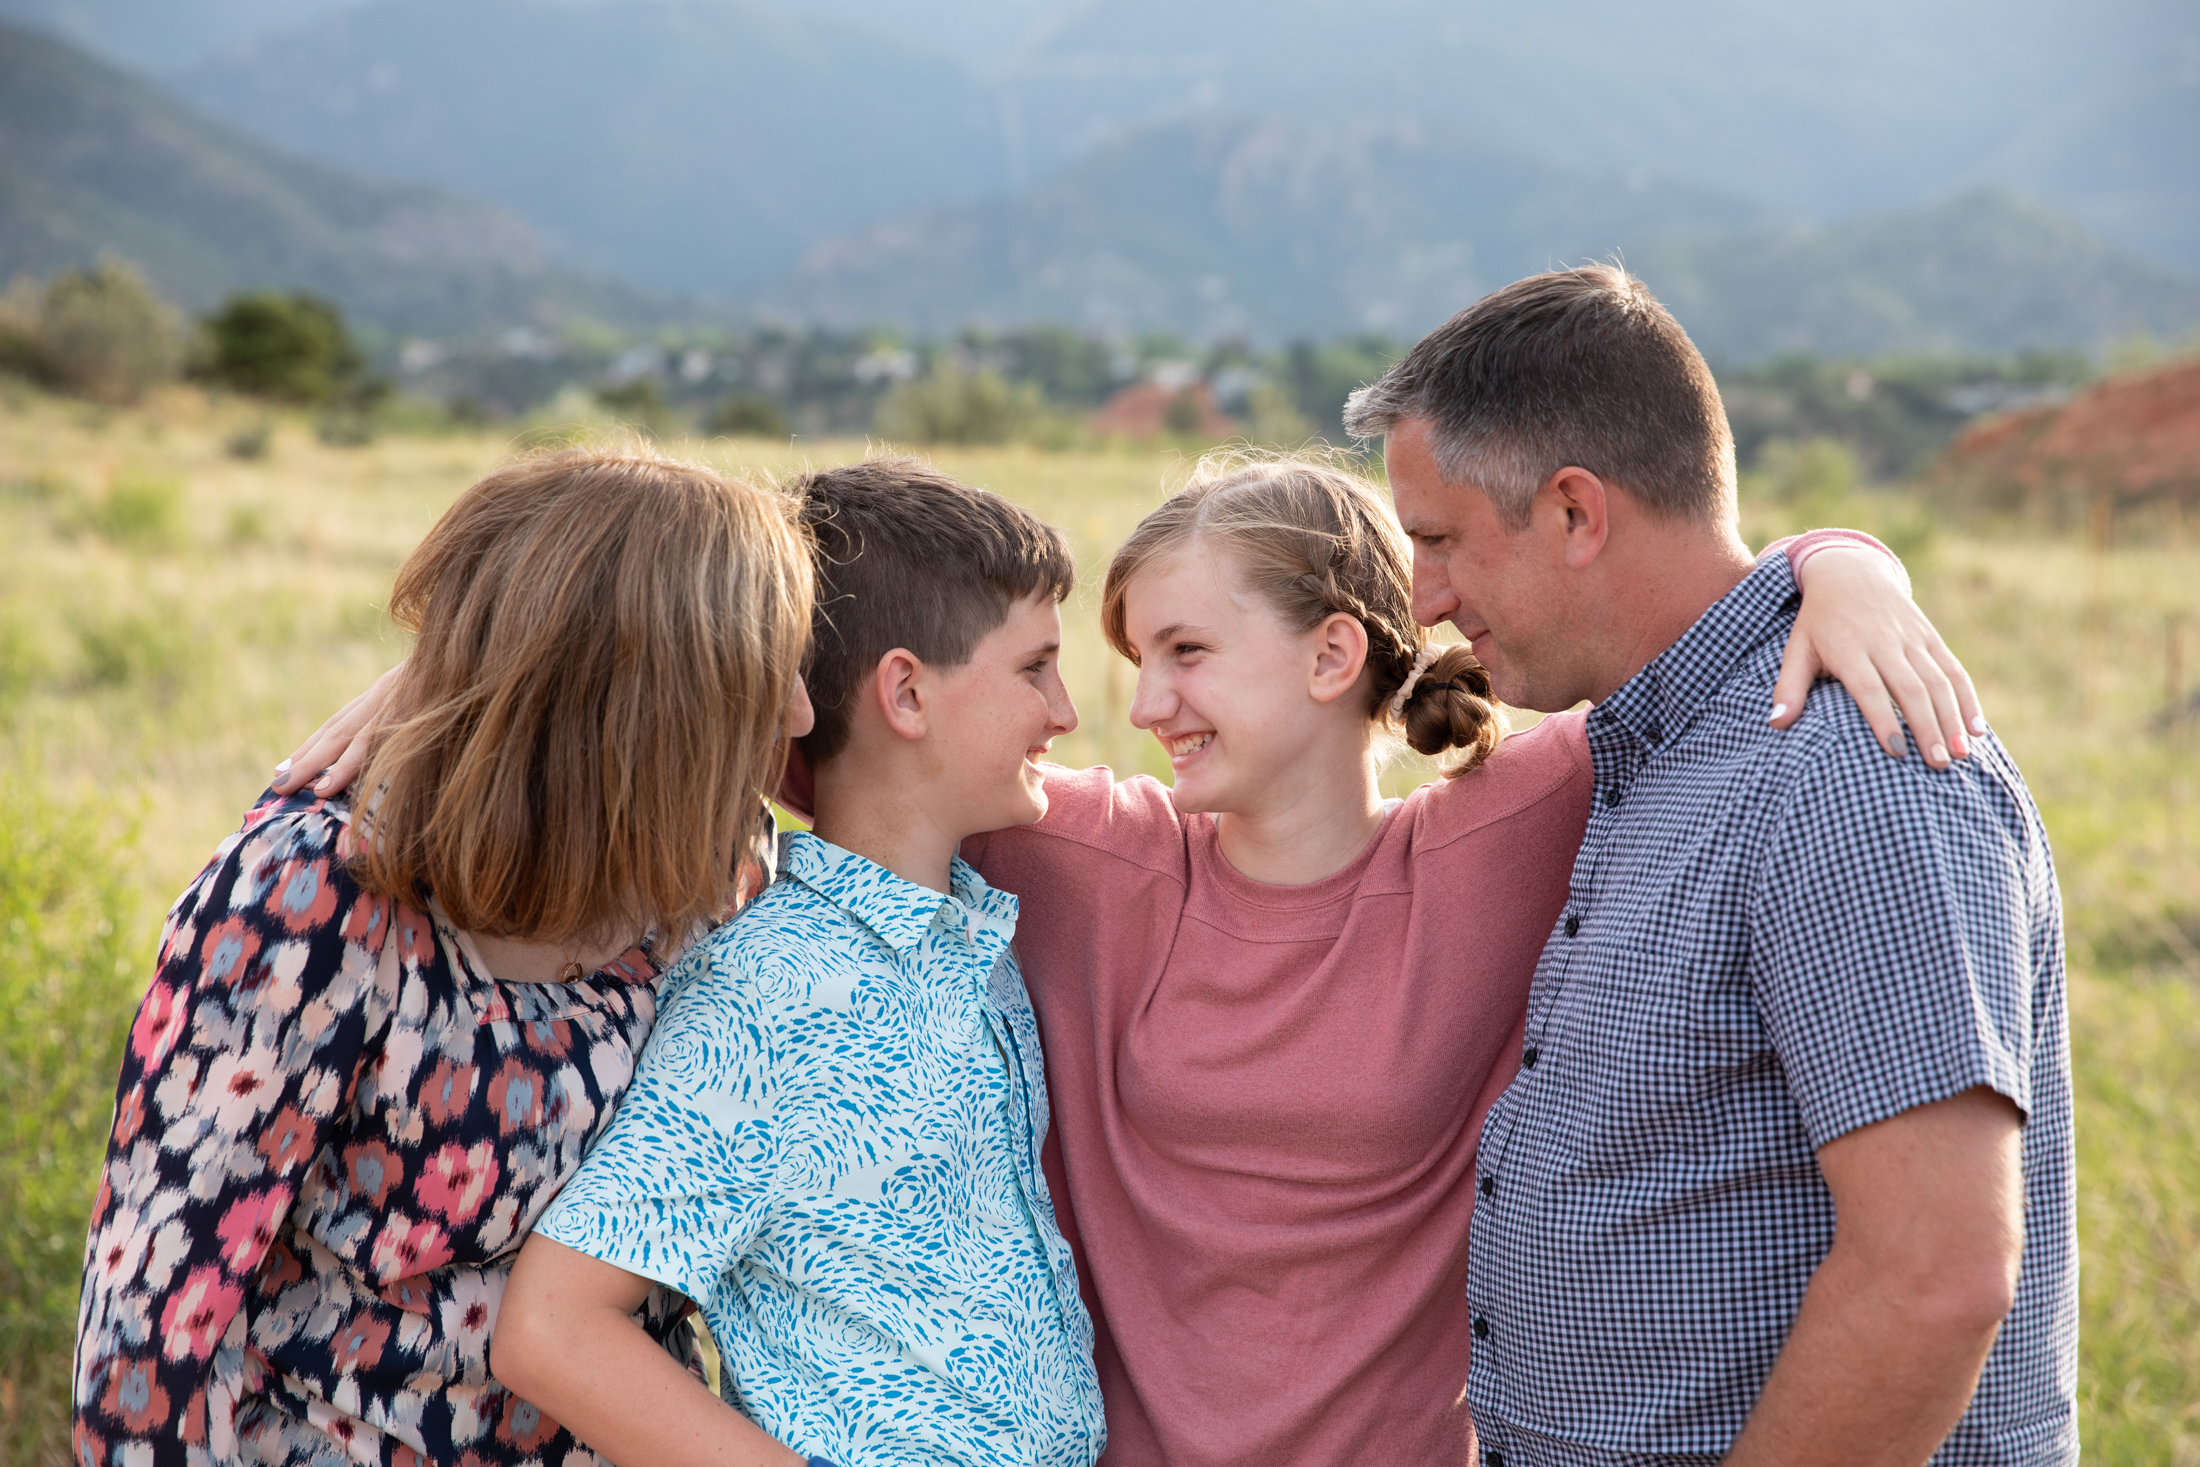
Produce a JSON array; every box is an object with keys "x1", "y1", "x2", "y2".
[{"x1": 961, "y1": 455, "x2": 1947, "y2": 1467}]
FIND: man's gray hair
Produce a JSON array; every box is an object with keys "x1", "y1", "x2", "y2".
[{"x1": 1343, "y1": 265, "x2": 1736, "y2": 529}]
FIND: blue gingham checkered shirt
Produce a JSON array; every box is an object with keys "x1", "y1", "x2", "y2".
[{"x1": 1464, "y1": 555, "x2": 2077, "y2": 1466}]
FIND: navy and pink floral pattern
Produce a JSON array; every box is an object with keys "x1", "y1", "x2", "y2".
[{"x1": 74, "y1": 790, "x2": 694, "y2": 1467}]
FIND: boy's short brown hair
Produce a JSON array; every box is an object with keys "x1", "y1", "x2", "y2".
[
  {"x1": 789, "y1": 456, "x2": 1075, "y2": 763},
  {"x1": 352, "y1": 440, "x2": 812, "y2": 946}
]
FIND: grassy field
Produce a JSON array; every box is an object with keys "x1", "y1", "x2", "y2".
[{"x1": 1, "y1": 383, "x2": 2195, "y2": 1463}]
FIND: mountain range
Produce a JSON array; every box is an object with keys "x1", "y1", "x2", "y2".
[
  {"x1": 139, "y1": 0, "x2": 2200, "y2": 280},
  {"x1": 0, "y1": 2, "x2": 2195, "y2": 361},
  {"x1": 0, "y1": 19, "x2": 663, "y2": 333}
]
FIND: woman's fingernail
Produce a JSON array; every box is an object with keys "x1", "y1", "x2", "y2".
[
  {"x1": 275, "y1": 759, "x2": 292, "y2": 774},
  {"x1": 1969, "y1": 715, "x2": 1989, "y2": 735},
  {"x1": 1931, "y1": 743, "x2": 1949, "y2": 765},
  {"x1": 1769, "y1": 702, "x2": 1788, "y2": 722},
  {"x1": 1951, "y1": 733, "x2": 1968, "y2": 759}
]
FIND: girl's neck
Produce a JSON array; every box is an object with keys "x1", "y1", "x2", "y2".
[{"x1": 1210, "y1": 743, "x2": 1386, "y2": 886}]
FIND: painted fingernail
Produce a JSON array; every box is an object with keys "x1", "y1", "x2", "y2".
[
  {"x1": 1969, "y1": 715, "x2": 1989, "y2": 734},
  {"x1": 1769, "y1": 702, "x2": 1789, "y2": 722},
  {"x1": 275, "y1": 759, "x2": 291, "y2": 774},
  {"x1": 1932, "y1": 743, "x2": 1949, "y2": 765},
  {"x1": 1951, "y1": 733, "x2": 1968, "y2": 759}
]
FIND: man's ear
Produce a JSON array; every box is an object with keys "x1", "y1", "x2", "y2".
[
  {"x1": 870, "y1": 648, "x2": 928, "y2": 741},
  {"x1": 1307, "y1": 611, "x2": 1371, "y2": 706},
  {"x1": 1543, "y1": 467, "x2": 1611, "y2": 570}
]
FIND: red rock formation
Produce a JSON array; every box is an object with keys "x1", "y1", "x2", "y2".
[
  {"x1": 1923, "y1": 360, "x2": 2200, "y2": 531},
  {"x1": 1088, "y1": 380, "x2": 1238, "y2": 440}
]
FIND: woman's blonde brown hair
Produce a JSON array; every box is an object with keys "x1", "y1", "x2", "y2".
[
  {"x1": 1101, "y1": 448, "x2": 1503, "y2": 774},
  {"x1": 350, "y1": 439, "x2": 812, "y2": 946}
]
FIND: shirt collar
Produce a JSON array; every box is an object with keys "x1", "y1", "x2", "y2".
[
  {"x1": 1592, "y1": 552, "x2": 1799, "y2": 751},
  {"x1": 780, "y1": 830, "x2": 1019, "y2": 957}
]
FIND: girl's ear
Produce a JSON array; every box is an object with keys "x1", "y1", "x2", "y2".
[{"x1": 1307, "y1": 612, "x2": 1370, "y2": 706}]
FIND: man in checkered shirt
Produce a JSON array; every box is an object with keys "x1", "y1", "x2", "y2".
[{"x1": 1347, "y1": 267, "x2": 2075, "y2": 1466}]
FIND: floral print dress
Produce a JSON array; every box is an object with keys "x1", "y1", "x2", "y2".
[{"x1": 74, "y1": 790, "x2": 697, "y2": 1467}]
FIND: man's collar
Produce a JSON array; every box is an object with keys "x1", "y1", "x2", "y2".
[
  {"x1": 1593, "y1": 553, "x2": 1799, "y2": 749},
  {"x1": 780, "y1": 830, "x2": 1018, "y2": 956}
]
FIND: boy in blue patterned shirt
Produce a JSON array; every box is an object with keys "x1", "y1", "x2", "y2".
[{"x1": 493, "y1": 459, "x2": 1104, "y2": 1467}]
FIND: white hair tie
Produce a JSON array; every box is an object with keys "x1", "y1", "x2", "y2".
[{"x1": 1386, "y1": 644, "x2": 1442, "y2": 722}]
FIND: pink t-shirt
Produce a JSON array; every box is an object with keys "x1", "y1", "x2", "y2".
[{"x1": 964, "y1": 710, "x2": 1593, "y2": 1467}]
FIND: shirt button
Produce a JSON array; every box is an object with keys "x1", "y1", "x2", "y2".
[
  {"x1": 1563, "y1": 913, "x2": 1579, "y2": 937},
  {"x1": 1487, "y1": 1452, "x2": 1505, "y2": 1467},
  {"x1": 1479, "y1": 1175, "x2": 1494, "y2": 1198},
  {"x1": 1644, "y1": 722, "x2": 1662, "y2": 743},
  {"x1": 1522, "y1": 1046, "x2": 1540, "y2": 1069},
  {"x1": 1473, "y1": 1315, "x2": 1491, "y2": 1339},
  {"x1": 1602, "y1": 786, "x2": 1622, "y2": 808}
]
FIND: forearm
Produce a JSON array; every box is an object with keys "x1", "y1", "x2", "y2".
[
  {"x1": 494, "y1": 1298, "x2": 803, "y2": 1467},
  {"x1": 1724, "y1": 1243, "x2": 2002, "y2": 1465},
  {"x1": 1725, "y1": 1090, "x2": 2022, "y2": 1466}
]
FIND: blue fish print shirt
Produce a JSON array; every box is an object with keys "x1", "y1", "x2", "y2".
[{"x1": 539, "y1": 832, "x2": 1104, "y2": 1467}]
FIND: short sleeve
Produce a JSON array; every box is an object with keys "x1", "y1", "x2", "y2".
[
  {"x1": 537, "y1": 942, "x2": 784, "y2": 1303},
  {"x1": 1752, "y1": 712, "x2": 2043, "y2": 1149}
]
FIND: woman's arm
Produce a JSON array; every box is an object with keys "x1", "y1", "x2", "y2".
[
  {"x1": 74, "y1": 806, "x2": 390, "y2": 1465},
  {"x1": 1773, "y1": 533, "x2": 1984, "y2": 769},
  {"x1": 493, "y1": 1237, "x2": 806, "y2": 1467}
]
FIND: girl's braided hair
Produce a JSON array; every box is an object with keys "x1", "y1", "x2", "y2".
[{"x1": 1101, "y1": 448, "x2": 1503, "y2": 775}]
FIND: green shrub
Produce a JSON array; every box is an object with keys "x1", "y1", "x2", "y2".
[
  {"x1": 0, "y1": 774, "x2": 144, "y2": 1464},
  {"x1": 74, "y1": 476, "x2": 183, "y2": 551},
  {"x1": 70, "y1": 606, "x2": 197, "y2": 698},
  {"x1": 201, "y1": 291, "x2": 366, "y2": 406},
  {"x1": 594, "y1": 378, "x2": 678, "y2": 438},
  {"x1": 224, "y1": 419, "x2": 273, "y2": 461},
  {"x1": 707, "y1": 393, "x2": 790, "y2": 439},
  {"x1": 875, "y1": 362, "x2": 1043, "y2": 446},
  {"x1": 3, "y1": 264, "x2": 185, "y2": 406}
]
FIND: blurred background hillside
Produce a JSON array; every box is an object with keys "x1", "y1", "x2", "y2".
[{"x1": 1, "y1": 3, "x2": 2197, "y2": 1463}]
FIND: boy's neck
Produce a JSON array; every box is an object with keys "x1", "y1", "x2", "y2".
[{"x1": 809, "y1": 753, "x2": 962, "y2": 895}]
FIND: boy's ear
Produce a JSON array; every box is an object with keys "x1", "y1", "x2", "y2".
[
  {"x1": 1307, "y1": 612, "x2": 1370, "y2": 706},
  {"x1": 870, "y1": 648, "x2": 928, "y2": 741}
]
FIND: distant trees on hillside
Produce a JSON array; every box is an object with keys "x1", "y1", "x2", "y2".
[
  {"x1": 201, "y1": 291, "x2": 372, "y2": 406},
  {"x1": 0, "y1": 262, "x2": 185, "y2": 404}
]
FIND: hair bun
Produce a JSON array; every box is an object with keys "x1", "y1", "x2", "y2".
[{"x1": 1401, "y1": 644, "x2": 1503, "y2": 774}]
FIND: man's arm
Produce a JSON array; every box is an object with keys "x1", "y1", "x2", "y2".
[
  {"x1": 1724, "y1": 1086, "x2": 2024, "y2": 1466},
  {"x1": 492, "y1": 1235, "x2": 807, "y2": 1467}
]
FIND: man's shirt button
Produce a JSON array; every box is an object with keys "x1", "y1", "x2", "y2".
[
  {"x1": 1473, "y1": 1315, "x2": 1491, "y2": 1339},
  {"x1": 1644, "y1": 722, "x2": 1662, "y2": 743},
  {"x1": 1522, "y1": 1046, "x2": 1539, "y2": 1068},
  {"x1": 1603, "y1": 786, "x2": 1623, "y2": 807},
  {"x1": 1563, "y1": 913, "x2": 1580, "y2": 937},
  {"x1": 1479, "y1": 1175, "x2": 1495, "y2": 1197},
  {"x1": 1486, "y1": 1453, "x2": 1505, "y2": 1467}
]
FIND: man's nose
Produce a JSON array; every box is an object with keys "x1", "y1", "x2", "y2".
[
  {"x1": 1412, "y1": 574, "x2": 1460, "y2": 630},
  {"x1": 1049, "y1": 676, "x2": 1080, "y2": 737}
]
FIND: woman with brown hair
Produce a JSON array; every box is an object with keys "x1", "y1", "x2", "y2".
[{"x1": 72, "y1": 442, "x2": 813, "y2": 1467}]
